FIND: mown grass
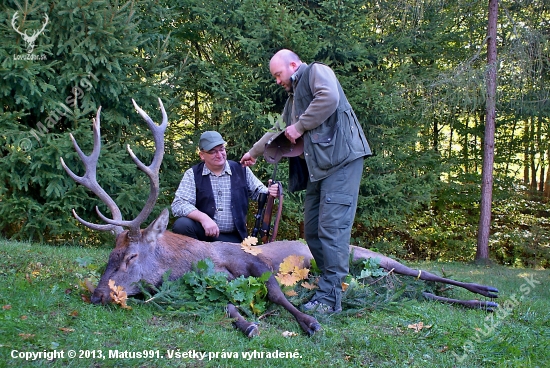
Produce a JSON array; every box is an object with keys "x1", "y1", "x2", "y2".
[{"x1": 0, "y1": 240, "x2": 548, "y2": 368}]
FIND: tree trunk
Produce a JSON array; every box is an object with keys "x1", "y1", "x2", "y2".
[
  {"x1": 524, "y1": 120, "x2": 530, "y2": 186},
  {"x1": 544, "y1": 146, "x2": 550, "y2": 200},
  {"x1": 476, "y1": 0, "x2": 498, "y2": 262}
]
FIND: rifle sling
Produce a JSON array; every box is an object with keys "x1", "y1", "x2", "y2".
[{"x1": 269, "y1": 182, "x2": 284, "y2": 242}]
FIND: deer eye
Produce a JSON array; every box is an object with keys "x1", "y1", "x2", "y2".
[{"x1": 125, "y1": 253, "x2": 138, "y2": 266}]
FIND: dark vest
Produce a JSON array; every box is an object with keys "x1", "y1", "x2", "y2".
[{"x1": 192, "y1": 160, "x2": 249, "y2": 240}]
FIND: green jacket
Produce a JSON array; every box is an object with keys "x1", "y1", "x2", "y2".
[
  {"x1": 287, "y1": 62, "x2": 371, "y2": 183},
  {"x1": 249, "y1": 62, "x2": 371, "y2": 191}
]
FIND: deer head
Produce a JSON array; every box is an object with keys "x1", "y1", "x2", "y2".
[
  {"x1": 60, "y1": 99, "x2": 167, "y2": 241},
  {"x1": 11, "y1": 12, "x2": 49, "y2": 54}
]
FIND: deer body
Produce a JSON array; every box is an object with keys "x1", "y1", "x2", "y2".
[
  {"x1": 62, "y1": 100, "x2": 498, "y2": 338},
  {"x1": 94, "y1": 211, "x2": 499, "y2": 309}
]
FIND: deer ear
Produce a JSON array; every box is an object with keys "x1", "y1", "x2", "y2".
[{"x1": 143, "y1": 208, "x2": 169, "y2": 243}]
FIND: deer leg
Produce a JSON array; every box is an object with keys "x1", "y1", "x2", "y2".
[
  {"x1": 378, "y1": 258, "x2": 499, "y2": 298},
  {"x1": 264, "y1": 275, "x2": 321, "y2": 336},
  {"x1": 248, "y1": 262, "x2": 321, "y2": 336},
  {"x1": 226, "y1": 303, "x2": 259, "y2": 338},
  {"x1": 350, "y1": 247, "x2": 499, "y2": 299},
  {"x1": 422, "y1": 292, "x2": 498, "y2": 312}
]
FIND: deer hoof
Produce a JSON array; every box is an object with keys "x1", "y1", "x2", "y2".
[
  {"x1": 245, "y1": 323, "x2": 259, "y2": 338},
  {"x1": 307, "y1": 322, "x2": 322, "y2": 336},
  {"x1": 485, "y1": 301, "x2": 499, "y2": 312}
]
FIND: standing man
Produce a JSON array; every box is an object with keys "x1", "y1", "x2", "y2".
[
  {"x1": 172, "y1": 131, "x2": 278, "y2": 243},
  {"x1": 241, "y1": 49, "x2": 371, "y2": 313}
]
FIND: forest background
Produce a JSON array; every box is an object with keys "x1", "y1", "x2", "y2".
[{"x1": 1, "y1": 0, "x2": 549, "y2": 268}]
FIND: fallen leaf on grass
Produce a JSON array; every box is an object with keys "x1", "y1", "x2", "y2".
[
  {"x1": 240, "y1": 237, "x2": 262, "y2": 255},
  {"x1": 2, "y1": 305, "x2": 11, "y2": 310},
  {"x1": 284, "y1": 290, "x2": 298, "y2": 297},
  {"x1": 408, "y1": 322, "x2": 432, "y2": 332},
  {"x1": 282, "y1": 331, "x2": 298, "y2": 337},
  {"x1": 276, "y1": 273, "x2": 299, "y2": 287},
  {"x1": 342, "y1": 282, "x2": 349, "y2": 292},
  {"x1": 301, "y1": 281, "x2": 317, "y2": 290},
  {"x1": 108, "y1": 280, "x2": 131, "y2": 309},
  {"x1": 59, "y1": 327, "x2": 74, "y2": 333},
  {"x1": 84, "y1": 278, "x2": 96, "y2": 293},
  {"x1": 19, "y1": 333, "x2": 35, "y2": 340}
]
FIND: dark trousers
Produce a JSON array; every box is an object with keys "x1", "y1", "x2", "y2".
[
  {"x1": 304, "y1": 157, "x2": 364, "y2": 310},
  {"x1": 172, "y1": 216, "x2": 243, "y2": 243}
]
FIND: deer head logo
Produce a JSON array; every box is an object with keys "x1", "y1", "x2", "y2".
[{"x1": 11, "y1": 12, "x2": 49, "y2": 54}]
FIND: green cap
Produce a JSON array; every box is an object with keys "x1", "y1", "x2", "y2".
[{"x1": 199, "y1": 131, "x2": 226, "y2": 151}]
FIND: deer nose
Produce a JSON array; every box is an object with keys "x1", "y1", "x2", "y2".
[{"x1": 91, "y1": 290, "x2": 111, "y2": 305}]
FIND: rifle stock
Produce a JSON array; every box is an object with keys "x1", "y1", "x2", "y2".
[
  {"x1": 251, "y1": 192, "x2": 268, "y2": 238},
  {"x1": 260, "y1": 194, "x2": 275, "y2": 243}
]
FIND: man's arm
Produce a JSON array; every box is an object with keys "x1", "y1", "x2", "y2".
[
  {"x1": 241, "y1": 107, "x2": 289, "y2": 166},
  {"x1": 245, "y1": 167, "x2": 279, "y2": 200},
  {"x1": 292, "y1": 63, "x2": 340, "y2": 135},
  {"x1": 241, "y1": 131, "x2": 276, "y2": 166},
  {"x1": 171, "y1": 169, "x2": 199, "y2": 217},
  {"x1": 186, "y1": 210, "x2": 220, "y2": 238}
]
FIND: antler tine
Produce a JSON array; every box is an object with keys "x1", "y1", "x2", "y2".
[
  {"x1": 39, "y1": 14, "x2": 49, "y2": 33},
  {"x1": 60, "y1": 107, "x2": 124, "y2": 235},
  {"x1": 11, "y1": 12, "x2": 25, "y2": 37},
  {"x1": 99, "y1": 99, "x2": 167, "y2": 239}
]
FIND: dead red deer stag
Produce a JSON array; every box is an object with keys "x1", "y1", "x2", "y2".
[{"x1": 61, "y1": 100, "x2": 498, "y2": 337}]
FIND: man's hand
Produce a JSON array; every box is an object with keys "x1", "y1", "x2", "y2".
[
  {"x1": 240, "y1": 152, "x2": 257, "y2": 167},
  {"x1": 284, "y1": 124, "x2": 302, "y2": 144},
  {"x1": 268, "y1": 180, "x2": 279, "y2": 198},
  {"x1": 200, "y1": 217, "x2": 220, "y2": 238}
]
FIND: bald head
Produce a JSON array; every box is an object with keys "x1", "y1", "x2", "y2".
[
  {"x1": 269, "y1": 49, "x2": 302, "y2": 92},
  {"x1": 270, "y1": 49, "x2": 301, "y2": 66}
]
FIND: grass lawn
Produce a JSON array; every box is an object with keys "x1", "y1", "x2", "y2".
[{"x1": 0, "y1": 240, "x2": 548, "y2": 367}]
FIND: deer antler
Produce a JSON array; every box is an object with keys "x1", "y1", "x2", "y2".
[
  {"x1": 61, "y1": 99, "x2": 168, "y2": 240},
  {"x1": 11, "y1": 12, "x2": 27, "y2": 38},
  {"x1": 61, "y1": 106, "x2": 124, "y2": 235}
]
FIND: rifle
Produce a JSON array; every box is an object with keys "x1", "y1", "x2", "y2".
[
  {"x1": 251, "y1": 164, "x2": 284, "y2": 243},
  {"x1": 251, "y1": 192, "x2": 268, "y2": 239},
  {"x1": 260, "y1": 180, "x2": 283, "y2": 243}
]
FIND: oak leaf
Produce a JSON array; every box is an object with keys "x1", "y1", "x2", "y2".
[
  {"x1": 275, "y1": 255, "x2": 309, "y2": 287},
  {"x1": 407, "y1": 322, "x2": 432, "y2": 332},
  {"x1": 240, "y1": 236, "x2": 262, "y2": 255},
  {"x1": 276, "y1": 273, "x2": 298, "y2": 287},
  {"x1": 108, "y1": 279, "x2": 131, "y2": 309},
  {"x1": 300, "y1": 281, "x2": 318, "y2": 290},
  {"x1": 278, "y1": 255, "x2": 304, "y2": 273},
  {"x1": 294, "y1": 267, "x2": 309, "y2": 280}
]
